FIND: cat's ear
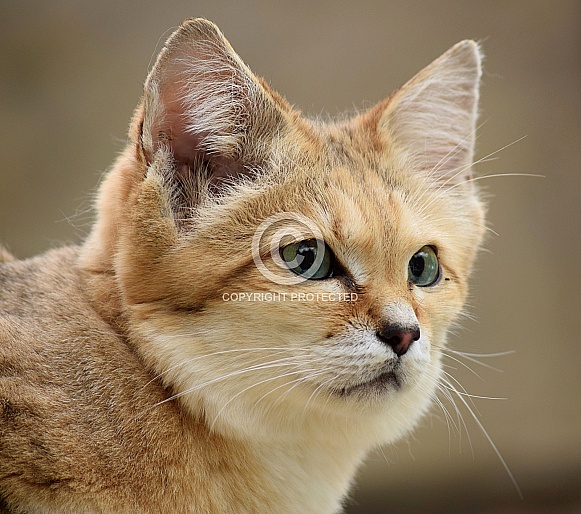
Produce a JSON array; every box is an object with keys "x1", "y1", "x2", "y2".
[
  {"x1": 378, "y1": 40, "x2": 482, "y2": 183},
  {"x1": 139, "y1": 18, "x2": 285, "y2": 190}
]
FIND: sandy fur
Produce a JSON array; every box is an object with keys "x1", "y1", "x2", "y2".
[{"x1": 0, "y1": 19, "x2": 484, "y2": 513}]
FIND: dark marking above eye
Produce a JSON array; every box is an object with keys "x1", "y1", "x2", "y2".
[{"x1": 337, "y1": 274, "x2": 358, "y2": 292}]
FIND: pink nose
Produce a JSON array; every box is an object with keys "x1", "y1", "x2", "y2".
[{"x1": 376, "y1": 325, "x2": 420, "y2": 357}]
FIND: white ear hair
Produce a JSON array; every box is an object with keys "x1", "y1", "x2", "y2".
[
  {"x1": 141, "y1": 18, "x2": 283, "y2": 170},
  {"x1": 381, "y1": 40, "x2": 482, "y2": 182}
]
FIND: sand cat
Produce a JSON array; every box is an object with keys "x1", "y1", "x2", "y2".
[{"x1": 0, "y1": 18, "x2": 484, "y2": 513}]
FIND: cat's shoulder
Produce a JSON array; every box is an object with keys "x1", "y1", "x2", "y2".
[
  {"x1": 0, "y1": 246, "x2": 159, "y2": 400},
  {"x1": 0, "y1": 246, "x2": 192, "y2": 509}
]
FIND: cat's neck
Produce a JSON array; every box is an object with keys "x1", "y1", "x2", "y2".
[
  {"x1": 250, "y1": 436, "x2": 365, "y2": 512},
  {"x1": 195, "y1": 420, "x2": 369, "y2": 513}
]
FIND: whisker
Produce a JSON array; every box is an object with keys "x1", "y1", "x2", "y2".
[
  {"x1": 428, "y1": 363, "x2": 469, "y2": 449},
  {"x1": 434, "y1": 384, "x2": 465, "y2": 454},
  {"x1": 450, "y1": 350, "x2": 516, "y2": 358},
  {"x1": 445, "y1": 380, "x2": 523, "y2": 498},
  {"x1": 141, "y1": 346, "x2": 317, "y2": 390},
  {"x1": 462, "y1": 172, "x2": 545, "y2": 185},
  {"x1": 444, "y1": 135, "x2": 529, "y2": 186},
  {"x1": 428, "y1": 126, "x2": 478, "y2": 177},
  {"x1": 209, "y1": 367, "x2": 323, "y2": 431},
  {"x1": 275, "y1": 370, "x2": 328, "y2": 408},
  {"x1": 431, "y1": 388, "x2": 460, "y2": 437},
  {"x1": 433, "y1": 217, "x2": 499, "y2": 237},
  {"x1": 439, "y1": 382, "x2": 507, "y2": 401},
  {"x1": 440, "y1": 370, "x2": 481, "y2": 414},
  {"x1": 252, "y1": 369, "x2": 326, "y2": 411},
  {"x1": 303, "y1": 373, "x2": 340, "y2": 413},
  {"x1": 149, "y1": 357, "x2": 321, "y2": 409},
  {"x1": 447, "y1": 349, "x2": 515, "y2": 373},
  {"x1": 413, "y1": 119, "x2": 489, "y2": 209},
  {"x1": 416, "y1": 135, "x2": 533, "y2": 217},
  {"x1": 441, "y1": 351, "x2": 486, "y2": 381},
  {"x1": 436, "y1": 376, "x2": 474, "y2": 457}
]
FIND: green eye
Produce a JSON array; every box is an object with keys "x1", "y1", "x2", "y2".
[
  {"x1": 280, "y1": 239, "x2": 333, "y2": 280},
  {"x1": 408, "y1": 246, "x2": 440, "y2": 287}
]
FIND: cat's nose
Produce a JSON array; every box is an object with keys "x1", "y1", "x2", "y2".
[{"x1": 376, "y1": 324, "x2": 420, "y2": 357}]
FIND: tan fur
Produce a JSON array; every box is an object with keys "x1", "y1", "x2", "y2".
[{"x1": 0, "y1": 19, "x2": 485, "y2": 513}]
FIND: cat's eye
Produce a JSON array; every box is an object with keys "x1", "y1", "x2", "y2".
[
  {"x1": 280, "y1": 239, "x2": 333, "y2": 280},
  {"x1": 408, "y1": 246, "x2": 440, "y2": 287}
]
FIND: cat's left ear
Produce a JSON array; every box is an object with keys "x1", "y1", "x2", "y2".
[{"x1": 378, "y1": 40, "x2": 482, "y2": 183}]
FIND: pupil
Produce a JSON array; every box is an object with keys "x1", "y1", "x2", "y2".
[
  {"x1": 410, "y1": 255, "x2": 425, "y2": 277},
  {"x1": 297, "y1": 244, "x2": 316, "y2": 270}
]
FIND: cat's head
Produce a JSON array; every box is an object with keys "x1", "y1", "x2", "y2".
[{"x1": 81, "y1": 19, "x2": 485, "y2": 444}]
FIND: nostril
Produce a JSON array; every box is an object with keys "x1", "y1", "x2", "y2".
[{"x1": 377, "y1": 325, "x2": 420, "y2": 357}]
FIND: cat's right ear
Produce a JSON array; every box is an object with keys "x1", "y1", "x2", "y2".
[{"x1": 137, "y1": 18, "x2": 286, "y2": 192}]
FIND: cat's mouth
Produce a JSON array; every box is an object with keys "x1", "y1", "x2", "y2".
[{"x1": 333, "y1": 369, "x2": 403, "y2": 397}]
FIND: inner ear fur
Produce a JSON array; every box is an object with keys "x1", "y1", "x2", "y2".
[{"x1": 138, "y1": 18, "x2": 288, "y2": 207}]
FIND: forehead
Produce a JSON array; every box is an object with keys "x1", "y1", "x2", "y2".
[
  {"x1": 300, "y1": 125, "x2": 429, "y2": 228},
  {"x1": 254, "y1": 119, "x2": 473, "y2": 274},
  {"x1": 323, "y1": 168, "x2": 426, "y2": 277},
  {"x1": 270, "y1": 133, "x2": 433, "y2": 277}
]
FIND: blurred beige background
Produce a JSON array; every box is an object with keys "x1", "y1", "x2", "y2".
[{"x1": 1, "y1": 1, "x2": 579, "y2": 512}]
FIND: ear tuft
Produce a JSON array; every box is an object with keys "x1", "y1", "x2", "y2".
[{"x1": 380, "y1": 40, "x2": 482, "y2": 183}]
